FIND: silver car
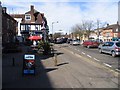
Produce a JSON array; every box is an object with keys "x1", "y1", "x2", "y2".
[
  {"x1": 70, "y1": 40, "x2": 80, "y2": 45},
  {"x1": 98, "y1": 41, "x2": 120, "y2": 57}
]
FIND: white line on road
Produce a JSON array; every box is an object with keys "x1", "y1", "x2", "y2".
[
  {"x1": 87, "y1": 55, "x2": 92, "y2": 58},
  {"x1": 115, "y1": 69, "x2": 120, "y2": 72},
  {"x1": 103, "y1": 63, "x2": 112, "y2": 68},
  {"x1": 93, "y1": 58, "x2": 100, "y2": 62},
  {"x1": 82, "y1": 52, "x2": 85, "y2": 55}
]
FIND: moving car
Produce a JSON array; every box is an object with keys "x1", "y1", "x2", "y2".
[
  {"x1": 98, "y1": 41, "x2": 120, "y2": 57},
  {"x1": 82, "y1": 40, "x2": 99, "y2": 48}
]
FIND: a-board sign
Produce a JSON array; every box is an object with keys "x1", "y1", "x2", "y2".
[
  {"x1": 23, "y1": 54, "x2": 35, "y2": 75},
  {"x1": 24, "y1": 54, "x2": 35, "y2": 60}
]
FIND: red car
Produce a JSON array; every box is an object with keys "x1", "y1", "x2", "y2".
[{"x1": 82, "y1": 40, "x2": 99, "y2": 48}]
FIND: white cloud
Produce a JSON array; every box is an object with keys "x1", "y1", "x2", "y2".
[{"x1": 1, "y1": 1, "x2": 118, "y2": 34}]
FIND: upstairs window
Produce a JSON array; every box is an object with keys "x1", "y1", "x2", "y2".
[
  {"x1": 25, "y1": 14, "x2": 31, "y2": 21},
  {"x1": 116, "y1": 28, "x2": 118, "y2": 32}
]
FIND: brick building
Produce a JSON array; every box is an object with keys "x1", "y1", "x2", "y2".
[
  {"x1": 102, "y1": 22, "x2": 120, "y2": 41},
  {"x1": 2, "y1": 6, "x2": 17, "y2": 46}
]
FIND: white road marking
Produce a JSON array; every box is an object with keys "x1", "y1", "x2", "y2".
[
  {"x1": 82, "y1": 52, "x2": 85, "y2": 55},
  {"x1": 93, "y1": 58, "x2": 100, "y2": 62},
  {"x1": 87, "y1": 55, "x2": 92, "y2": 58},
  {"x1": 115, "y1": 69, "x2": 120, "y2": 72},
  {"x1": 103, "y1": 63, "x2": 112, "y2": 68}
]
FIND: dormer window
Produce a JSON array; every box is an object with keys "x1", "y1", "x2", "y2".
[{"x1": 25, "y1": 14, "x2": 31, "y2": 20}]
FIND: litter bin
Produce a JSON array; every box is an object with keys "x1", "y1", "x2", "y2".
[{"x1": 22, "y1": 54, "x2": 36, "y2": 75}]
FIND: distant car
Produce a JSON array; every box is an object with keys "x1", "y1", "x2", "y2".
[
  {"x1": 95, "y1": 39, "x2": 103, "y2": 44},
  {"x1": 82, "y1": 40, "x2": 99, "y2": 48},
  {"x1": 70, "y1": 40, "x2": 80, "y2": 45},
  {"x1": 98, "y1": 41, "x2": 120, "y2": 57},
  {"x1": 67, "y1": 38, "x2": 72, "y2": 44},
  {"x1": 55, "y1": 38, "x2": 63, "y2": 44}
]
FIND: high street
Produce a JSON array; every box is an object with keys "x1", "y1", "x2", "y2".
[{"x1": 2, "y1": 44, "x2": 119, "y2": 89}]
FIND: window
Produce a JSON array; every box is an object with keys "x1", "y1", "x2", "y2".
[
  {"x1": 106, "y1": 32, "x2": 110, "y2": 37},
  {"x1": 116, "y1": 42, "x2": 120, "y2": 47},
  {"x1": 25, "y1": 14, "x2": 31, "y2": 20},
  {"x1": 116, "y1": 28, "x2": 118, "y2": 32}
]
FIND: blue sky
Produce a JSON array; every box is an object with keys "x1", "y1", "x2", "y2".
[{"x1": 1, "y1": 0, "x2": 119, "y2": 34}]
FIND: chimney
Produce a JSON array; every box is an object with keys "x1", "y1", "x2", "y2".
[
  {"x1": 107, "y1": 23, "x2": 109, "y2": 26},
  {"x1": 2, "y1": 7, "x2": 7, "y2": 13},
  {"x1": 117, "y1": 21, "x2": 119, "y2": 25},
  {"x1": 31, "y1": 5, "x2": 34, "y2": 11}
]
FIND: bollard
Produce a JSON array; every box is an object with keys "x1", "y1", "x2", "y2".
[
  {"x1": 54, "y1": 53, "x2": 57, "y2": 66},
  {"x1": 12, "y1": 57, "x2": 15, "y2": 66}
]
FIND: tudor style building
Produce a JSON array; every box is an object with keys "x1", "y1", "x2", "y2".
[{"x1": 11, "y1": 5, "x2": 49, "y2": 42}]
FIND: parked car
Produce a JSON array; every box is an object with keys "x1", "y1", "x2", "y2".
[
  {"x1": 98, "y1": 41, "x2": 120, "y2": 57},
  {"x1": 55, "y1": 38, "x2": 63, "y2": 44},
  {"x1": 82, "y1": 40, "x2": 99, "y2": 48},
  {"x1": 95, "y1": 39, "x2": 103, "y2": 44},
  {"x1": 70, "y1": 40, "x2": 80, "y2": 45},
  {"x1": 67, "y1": 38, "x2": 72, "y2": 44}
]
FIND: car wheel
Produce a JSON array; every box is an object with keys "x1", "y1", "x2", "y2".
[
  {"x1": 111, "y1": 51, "x2": 116, "y2": 57},
  {"x1": 99, "y1": 49, "x2": 102, "y2": 53},
  {"x1": 87, "y1": 45, "x2": 90, "y2": 48}
]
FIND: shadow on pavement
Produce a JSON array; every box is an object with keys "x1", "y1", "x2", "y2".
[
  {"x1": 2, "y1": 44, "x2": 56, "y2": 89},
  {"x1": 57, "y1": 62, "x2": 69, "y2": 67},
  {"x1": 45, "y1": 68, "x2": 58, "y2": 73}
]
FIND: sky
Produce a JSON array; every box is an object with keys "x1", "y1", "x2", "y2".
[{"x1": 1, "y1": 0, "x2": 120, "y2": 34}]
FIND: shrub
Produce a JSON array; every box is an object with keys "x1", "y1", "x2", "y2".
[{"x1": 38, "y1": 41, "x2": 51, "y2": 55}]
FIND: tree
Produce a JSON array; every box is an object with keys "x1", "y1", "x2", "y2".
[
  {"x1": 71, "y1": 20, "x2": 94, "y2": 39},
  {"x1": 81, "y1": 20, "x2": 94, "y2": 39},
  {"x1": 54, "y1": 32, "x2": 62, "y2": 38}
]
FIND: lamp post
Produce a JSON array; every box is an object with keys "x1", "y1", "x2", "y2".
[{"x1": 52, "y1": 21, "x2": 58, "y2": 39}]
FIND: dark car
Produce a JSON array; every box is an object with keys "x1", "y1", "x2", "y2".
[
  {"x1": 98, "y1": 41, "x2": 120, "y2": 57},
  {"x1": 67, "y1": 38, "x2": 72, "y2": 44},
  {"x1": 55, "y1": 38, "x2": 63, "y2": 44},
  {"x1": 82, "y1": 40, "x2": 99, "y2": 48}
]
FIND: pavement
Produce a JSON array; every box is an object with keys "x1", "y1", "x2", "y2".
[{"x1": 2, "y1": 44, "x2": 58, "y2": 89}]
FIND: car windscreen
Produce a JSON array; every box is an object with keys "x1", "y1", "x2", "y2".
[{"x1": 116, "y1": 42, "x2": 120, "y2": 47}]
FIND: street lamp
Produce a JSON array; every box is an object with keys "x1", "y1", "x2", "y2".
[{"x1": 52, "y1": 21, "x2": 58, "y2": 39}]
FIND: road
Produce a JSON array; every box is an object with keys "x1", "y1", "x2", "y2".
[
  {"x1": 49, "y1": 44, "x2": 119, "y2": 88},
  {"x1": 60, "y1": 44, "x2": 120, "y2": 72}
]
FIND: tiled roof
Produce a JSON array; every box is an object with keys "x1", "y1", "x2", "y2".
[
  {"x1": 104, "y1": 24, "x2": 120, "y2": 30},
  {"x1": 103, "y1": 24, "x2": 120, "y2": 32},
  {"x1": 25, "y1": 9, "x2": 39, "y2": 14},
  {"x1": 10, "y1": 14, "x2": 24, "y2": 18}
]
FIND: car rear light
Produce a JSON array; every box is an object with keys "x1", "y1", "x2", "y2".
[{"x1": 115, "y1": 47, "x2": 120, "y2": 51}]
